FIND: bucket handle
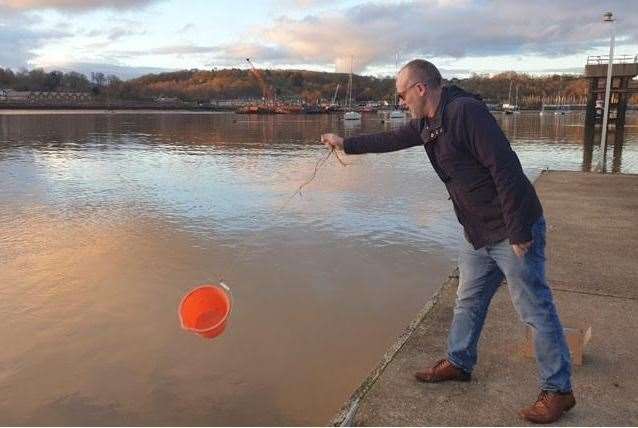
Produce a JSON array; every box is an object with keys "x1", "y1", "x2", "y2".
[{"x1": 219, "y1": 281, "x2": 233, "y2": 318}]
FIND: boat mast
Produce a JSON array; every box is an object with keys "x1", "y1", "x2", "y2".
[
  {"x1": 332, "y1": 83, "x2": 340, "y2": 106},
  {"x1": 507, "y1": 80, "x2": 513, "y2": 105},
  {"x1": 348, "y1": 56, "x2": 353, "y2": 109},
  {"x1": 394, "y1": 51, "x2": 399, "y2": 107}
]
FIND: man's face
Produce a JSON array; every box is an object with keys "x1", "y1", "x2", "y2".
[{"x1": 396, "y1": 70, "x2": 427, "y2": 118}]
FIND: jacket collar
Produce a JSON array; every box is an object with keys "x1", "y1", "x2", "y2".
[{"x1": 420, "y1": 87, "x2": 447, "y2": 144}]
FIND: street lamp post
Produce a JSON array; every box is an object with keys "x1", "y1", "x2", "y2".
[{"x1": 598, "y1": 11, "x2": 615, "y2": 173}]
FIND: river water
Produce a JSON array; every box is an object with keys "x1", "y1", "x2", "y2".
[{"x1": 1, "y1": 110, "x2": 637, "y2": 425}]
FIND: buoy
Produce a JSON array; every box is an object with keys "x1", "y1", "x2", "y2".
[{"x1": 179, "y1": 283, "x2": 232, "y2": 339}]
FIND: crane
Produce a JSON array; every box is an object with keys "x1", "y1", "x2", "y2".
[{"x1": 246, "y1": 58, "x2": 274, "y2": 104}]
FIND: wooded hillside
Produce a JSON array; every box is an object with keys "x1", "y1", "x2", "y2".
[{"x1": 3, "y1": 67, "x2": 635, "y2": 107}]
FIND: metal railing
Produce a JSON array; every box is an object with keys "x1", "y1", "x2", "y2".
[{"x1": 587, "y1": 54, "x2": 637, "y2": 65}]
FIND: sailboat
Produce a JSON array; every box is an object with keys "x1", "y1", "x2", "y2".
[
  {"x1": 389, "y1": 52, "x2": 406, "y2": 119},
  {"x1": 389, "y1": 109, "x2": 407, "y2": 119},
  {"x1": 344, "y1": 56, "x2": 362, "y2": 121},
  {"x1": 502, "y1": 80, "x2": 519, "y2": 114},
  {"x1": 513, "y1": 85, "x2": 521, "y2": 114}
]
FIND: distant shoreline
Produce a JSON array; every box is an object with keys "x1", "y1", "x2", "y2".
[
  {"x1": 0, "y1": 103, "x2": 235, "y2": 112},
  {"x1": 2, "y1": 103, "x2": 636, "y2": 113}
]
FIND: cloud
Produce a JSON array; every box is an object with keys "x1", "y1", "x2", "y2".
[
  {"x1": 108, "y1": 44, "x2": 221, "y2": 58},
  {"x1": 104, "y1": 43, "x2": 290, "y2": 67},
  {"x1": 0, "y1": 6, "x2": 72, "y2": 68},
  {"x1": 531, "y1": 66, "x2": 585, "y2": 75},
  {"x1": 85, "y1": 26, "x2": 145, "y2": 41},
  {"x1": 0, "y1": 1, "x2": 149, "y2": 69},
  {"x1": 208, "y1": 0, "x2": 638, "y2": 73},
  {"x1": 222, "y1": 43, "x2": 291, "y2": 62},
  {"x1": 4, "y1": 0, "x2": 637, "y2": 77},
  {"x1": 177, "y1": 23, "x2": 195, "y2": 33},
  {"x1": 43, "y1": 61, "x2": 175, "y2": 79},
  {"x1": 1, "y1": 0, "x2": 161, "y2": 12}
]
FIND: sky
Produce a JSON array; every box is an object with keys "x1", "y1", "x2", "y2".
[{"x1": 0, "y1": 0, "x2": 637, "y2": 80}]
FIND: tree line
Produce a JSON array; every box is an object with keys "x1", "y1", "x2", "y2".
[
  {"x1": 2, "y1": 66, "x2": 635, "y2": 107},
  {"x1": 0, "y1": 68, "x2": 123, "y2": 94}
]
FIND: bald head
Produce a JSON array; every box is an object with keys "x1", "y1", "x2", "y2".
[
  {"x1": 395, "y1": 59, "x2": 443, "y2": 119},
  {"x1": 399, "y1": 59, "x2": 442, "y2": 89}
]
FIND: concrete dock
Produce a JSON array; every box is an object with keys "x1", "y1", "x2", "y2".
[{"x1": 331, "y1": 171, "x2": 638, "y2": 426}]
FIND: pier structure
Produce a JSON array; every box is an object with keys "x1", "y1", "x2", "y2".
[
  {"x1": 331, "y1": 171, "x2": 638, "y2": 426},
  {"x1": 583, "y1": 54, "x2": 638, "y2": 171}
]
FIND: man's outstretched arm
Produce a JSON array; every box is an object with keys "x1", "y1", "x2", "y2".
[{"x1": 321, "y1": 119, "x2": 423, "y2": 154}]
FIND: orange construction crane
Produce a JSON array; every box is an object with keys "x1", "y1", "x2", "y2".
[{"x1": 246, "y1": 58, "x2": 274, "y2": 104}]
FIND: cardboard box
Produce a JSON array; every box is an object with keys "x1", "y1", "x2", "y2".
[{"x1": 523, "y1": 325, "x2": 592, "y2": 366}]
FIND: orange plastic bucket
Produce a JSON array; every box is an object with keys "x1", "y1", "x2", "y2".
[{"x1": 179, "y1": 283, "x2": 232, "y2": 339}]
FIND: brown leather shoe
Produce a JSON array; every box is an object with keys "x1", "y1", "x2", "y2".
[
  {"x1": 519, "y1": 390, "x2": 576, "y2": 424},
  {"x1": 414, "y1": 359, "x2": 471, "y2": 383}
]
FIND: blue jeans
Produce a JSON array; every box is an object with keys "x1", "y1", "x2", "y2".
[{"x1": 447, "y1": 217, "x2": 572, "y2": 392}]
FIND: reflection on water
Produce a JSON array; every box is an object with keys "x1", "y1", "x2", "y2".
[
  {"x1": 496, "y1": 111, "x2": 638, "y2": 175},
  {"x1": 0, "y1": 110, "x2": 637, "y2": 425}
]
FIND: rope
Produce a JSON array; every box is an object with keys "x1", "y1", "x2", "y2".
[{"x1": 218, "y1": 144, "x2": 348, "y2": 285}]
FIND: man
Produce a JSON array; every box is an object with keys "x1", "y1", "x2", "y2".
[{"x1": 321, "y1": 59, "x2": 575, "y2": 424}]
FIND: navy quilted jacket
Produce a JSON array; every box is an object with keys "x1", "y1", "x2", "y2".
[{"x1": 343, "y1": 85, "x2": 542, "y2": 249}]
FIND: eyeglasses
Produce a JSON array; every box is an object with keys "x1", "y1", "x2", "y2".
[{"x1": 397, "y1": 81, "x2": 425, "y2": 102}]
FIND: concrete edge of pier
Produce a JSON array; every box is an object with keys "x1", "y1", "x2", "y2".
[{"x1": 329, "y1": 270, "x2": 459, "y2": 427}]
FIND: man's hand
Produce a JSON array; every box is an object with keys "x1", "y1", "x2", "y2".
[
  {"x1": 321, "y1": 133, "x2": 344, "y2": 150},
  {"x1": 512, "y1": 241, "x2": 533, "y2": 258}
]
